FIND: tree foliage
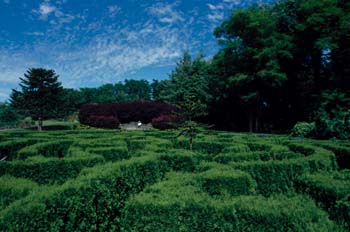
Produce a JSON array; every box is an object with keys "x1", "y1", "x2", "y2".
[{"x1": 10, "y1": 68, "x2": 63, "y2": 130}]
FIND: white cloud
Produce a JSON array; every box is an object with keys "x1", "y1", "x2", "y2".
[
  {"x1": 223, "y1": 0, "x2": 242, "y2": 4},
  {"x1": 207, "y1": 3, "x2": 225, "y2": 10},
  {"x1": 36, "y1": 2, "x2": 57, "y2": 20},
  {"x1": 52, "y1": 21, "x2": 186, "y2": 85},
  {"x1": 207, "y1": 12, "x2": 224, "y2": 22},
  {"x1": 147, "y1": 2, "x2": 184, "y2": 24},
  {"x1": 25, "y1": 31, "x2": 45, "y2": 36}
]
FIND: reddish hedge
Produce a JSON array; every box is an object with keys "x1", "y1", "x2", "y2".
[
  {"x1": 152, "y1": 114, "x2": 182, "y2": 130},
  {"x1": 79, "y1": 101, "x2": 176, "y2": 128},
  {"x1": 85, "y1": 116, "x2": 120, "y2": 129}
]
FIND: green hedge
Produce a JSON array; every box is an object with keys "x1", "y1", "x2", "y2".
[
  {"x1": 0, "y1": 155, "x2": 167, "y2": 232},
  {"x1": 0, "y1": 175, "x2": 38, "y2": 210},
  {"x1": 87, "y1": 146, "x2": 129, "y2": 162},
  {"x1": 0, "y1": 154, "x2": 105, "y2": 184},
  {"x1": 229, "y1": 144, "x2": 337, "y2": 195},
  {"x1": 158, "y1": 149, "x2": 199, "y2": 172},
  {"x1": 315, "y1": 143, "x2": 350, "y2": 169},
  {"x1": 214, "y1": 151, "x2": 304, "y2": 164},
  {"x1": 197, "y1": 168, "x2": 257, "y2": 196},
  {"x1": 122, "y1": 172, "x2": 338, "y2": 231},
  {"x1": 174, "y1": 138, "x2": 224, "y2": 155},
  {"x1": 295, "y1": 171, "x2": 350, "y2": 228},
  {"x1": 0, "y1": 138, "x2": 44, "y2": 160},
  {"x1": 17, "y1": 140, "x2": 73, "y2": 160}
]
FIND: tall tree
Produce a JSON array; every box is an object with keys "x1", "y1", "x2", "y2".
[
  {"x1": 212, "y1": 6, "x2": 290, "y2": 132},
  {"x1": 10, "y1": 68, "x2": 63, "y2": 130}
]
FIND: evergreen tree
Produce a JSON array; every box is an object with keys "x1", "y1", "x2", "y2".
[{"x1": 10, "y1": 68, "x2": 63, "y2": 130}]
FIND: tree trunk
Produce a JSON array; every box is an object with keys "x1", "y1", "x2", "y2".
[
  {"x1": 38, "y1": 116, "x2": 43, "y2": 131},
  {"x1": 255, "y1": 92, "x2": 260, "y2": 132},
  {"x1": 189, "y1": 136, "x2": 193, "y2": 151},
  {"x1": 249, "y1": 111, "x2": 253, "y2": 133}
]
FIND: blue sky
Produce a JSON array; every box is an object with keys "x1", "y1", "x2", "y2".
[{"x1": 0, "y1": 0, "x2": 270, "y2": 101}]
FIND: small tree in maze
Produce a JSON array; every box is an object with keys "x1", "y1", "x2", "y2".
[
  {"x1": 164, "y1": 52, "x2": 211, "y2": 151},
  {"x1": 10, "y1": 68, "x2": 63, "y2": 131},
  {"x1": 176, "y1": 96, "x2": 207, "y2": 151}
]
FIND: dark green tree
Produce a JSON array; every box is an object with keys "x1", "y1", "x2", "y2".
[
  {"x1": 162, "y1": 52, "x2": 211, "y2": 150},
  {"x1": 0, "y1": 103, "x2": 21, "y2": 128},
  {"x1": 10, "y1": 68, "x2": 63, "y2": 130},
  {"x1": 123, "y1": 79, "x2": 151, "y2": 101}
]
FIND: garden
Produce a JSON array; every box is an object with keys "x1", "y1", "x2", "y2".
[{"x1": 0, "y1": 128, "x2": 349, "y2": 231}]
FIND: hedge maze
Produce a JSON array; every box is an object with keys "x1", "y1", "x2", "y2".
[{"x1": 0, "y1": 130, "x2": 349, "y2": 231}]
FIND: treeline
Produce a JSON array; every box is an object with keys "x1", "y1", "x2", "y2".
[
  {"x1": 153, "y1": 0, "x2": 350, "y2": 138},
  {"x1": 59, "y1": 79, "x2": 156, "y2": 118}
]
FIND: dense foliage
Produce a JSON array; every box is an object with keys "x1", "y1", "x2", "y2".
[
  {"x1": 0, "y1": 129, "x2": 349, "y2": 231},
  {"x1": 79, "y1": 101, "x2": 176, "y2": 128},
  {"x1": 9, "y1": 68, "x2": 63, "y2": 130}
]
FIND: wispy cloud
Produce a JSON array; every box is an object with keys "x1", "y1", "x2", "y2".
[
  {"x1": 3, "y1": 0, "x2": 10, "y2": 4},
  {"x1": 53, "y1": 21, "x2": 186, "y2": 86},
  {"x1": 35, "y1": 2, "x2": 57, "y2": 20},
  {"x1": 147, "y1": 2, "x2": 184, "y2": 24},
  {"x1": 108, "y1": 5, "x2": 120, "y2": 17}
]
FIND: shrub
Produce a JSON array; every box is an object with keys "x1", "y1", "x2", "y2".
[
  {"x1": 295, "y1": 171, "x2": 350, "y2": 228},
  {"x1": 0, "y1": 156, "x2": 167, "y2": 232},
  {"x1": 151, "y1": 114, "x2": 181, "y2": 130},
  {"x1": 79, "y1": 101, "x2": 176, "y2": 128},
  {"x1": 0, "y1": 175, "x2": 38, "y2": 210},
  {"x1": 0, "y1": 138, "x2": 43, "y2": 161},
  {"x1": 314, "y1": 90, "x2": 350, "y2": 139},
  {"x1": 290, "y1": 122, "x2": 316, "y2": 138},
  {"x1": 230, "y1": 144, "x2": 336, "y2": 195},
  {"x1": 17, "y1": 140, "x2": 73, "y2": 160},
  {"x1": 86, "y1": 115, "x2": 120, "y2": 129},
  {"x1": 197, "y1": 168, "x2": 257, "y2": 196},
  {"x1": 87, "y1": 146, "x2": 129, "y2": 162},
  {"x1": 315, "y1": 142, "x2": 350, "y2": 169},
  {"x1": 122, "y1": 172, "x2": 338, "y2": 231},
  {"x1": 0, "y1": 154, "x2": 105, "y2": 184}
]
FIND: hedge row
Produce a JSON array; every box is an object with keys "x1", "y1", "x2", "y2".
[
  {"x1": 122, "y1": 172, "x2": 338, "y2": 231},
  {"x1": 17, "y1": 140, "x2": 73, "y2": 160},
  {"x1": 0, "y1": 153, "x2": 104, "y2": 184},
  {"x1": 0, "y1": 175, "x2": 38, "y2": 210},
  {"x1": 174, "y1": 138, "x2": 224, "y2": 156},
  {"x1": 0, "y1": 155, "x2": 167, "y2": 232},
  {"x1": 295, "y1": 171, "x2": 350, "y2": 228},
  {"x1": 0, "y1": 138, "x2": 44, "y2": 160},
  {"x1": 314, "y1": 142, "x2": 350, "y2": 169},
  {"x1": 87, "y1": 146, "x2": 129, "y2": 162},
  {"x1": 151, "y1": 114, "x2": 182, "y2": 130},
  {"x1": 214, "y1": 151, "x2": 304, "y2": 164},
  {"x1": 79, "y1": 101, "x2": 176, "y2": 128},
  {"x1": 197, "y1": 168, "x2": 257, "y2": 196},
  {"x1": 228, "y1": 144, "x2": 337, "y2": 195}
]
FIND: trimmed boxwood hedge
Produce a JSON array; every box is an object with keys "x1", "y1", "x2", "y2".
[
  {"x1": 315, "y1": 142, "x2": 350, "y2": 169},
  {"x1": 122, "y1": 172, "x2": 338, "y2": 231},
  {"x1": 0, "y1": 155, "x2": 167, "y2": 232},
  {"x1": 0, "y1": 129, "x2": 348, "y2": 231},
  {"x1": 229, "y1": 144, "x2": 337, "y2": 195},
  {"x1": 17, "y1": 140, "x2": 73, "y2": 160},
  {"x1": 0, "y1": 175, "x2": 38, "y2": 210},
  {"x1": 0, "y1": 138, "x2": 44, "y2": 160},
  {"x1": 295, "y1": 171, "x2": 350, "y2": 228},
  {"x1": 0, "y1": 154, "x2": 105, "y2": 184},
  {"x1": 87, "y1": 146, "x2": 129, "y2": 162},
  {"x1": 197, "y1": 168, "x2": 257, "y2": 196}
]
